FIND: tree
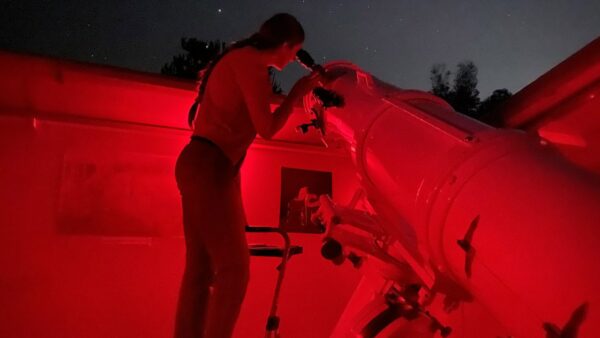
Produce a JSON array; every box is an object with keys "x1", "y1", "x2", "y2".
[
  {"x1": 429, "y1": 61, "x2": 512, "y2": 123},
  {"x1": 477, "y1": 88, "x2": 513, "y2": 125},
  {"x1": 161, "y1": 38, "x2": 225, "y2": 80},
  {"x1": 429, "y1": 61, "x2": 480, "y2": 116},
  {"x1": 451, "y1": 61, "x2": 480, "y2": 117},
  {"x1": 430, "y1": 63, "x2": 452, "y2": 102}
]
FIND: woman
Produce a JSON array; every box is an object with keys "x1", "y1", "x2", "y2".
[{"x1": 174, "y1": 13, "x2": 320, "y2": 338}]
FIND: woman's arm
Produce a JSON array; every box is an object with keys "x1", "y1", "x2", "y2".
[
  {"x1": 236, "y1": 62, "x2": 320, "y2": 140},
  {"x1": 235, "y1": 64, "x2": 278, "y2": 139},
  {"x1": 267, "y1": 74, "x2": 322, "y2": 138}
]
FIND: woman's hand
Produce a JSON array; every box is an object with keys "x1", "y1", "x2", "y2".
[{"x1": 288, "y1": 71, "x2": 323, "y2": 102}]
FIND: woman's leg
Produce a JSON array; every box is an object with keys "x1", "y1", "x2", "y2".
[
  {"x1": 174, "y1": 142, "x2": 250, "y2": 338},
  {"x1": 204, "y1": 247, "x2": 250, "y2": 338},
  {"x1": 174, "y1": 190, "x2": 215, "y2": 338},
  {"x1": 203, "y1": 172, "x2": 250, "y2": 338}
]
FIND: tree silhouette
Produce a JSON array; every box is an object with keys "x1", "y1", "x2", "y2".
[
  {"x1": 477, "y1": 88, "x2": 513, "y2": 125},
  {"x1": 429, "y1": 61, "x2": 480, "y2": 116},
  {"x1": 429, "y1": 61, "x2": 512, "y2": 123},
  {"x1": 430, "y1": 63, "x2": 452, "y2": 102},
  {"x1": 161, "y1": 38, "x2": 225, "y2": 80},
  {"x1": 451, "y1": 61, "x2": 480, "y2": 117}
]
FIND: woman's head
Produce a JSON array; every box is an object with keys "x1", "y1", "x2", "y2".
[
  {"x1": 193, "y1": 13, "x2": 304, "y2": 115},
  {"x1": 250, "y1": 13, "x2": 305, "y2": 70}
]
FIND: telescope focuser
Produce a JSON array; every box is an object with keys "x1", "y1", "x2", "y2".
[
  {"x1": 313, "y1": 87, "x2": 344, "y2": 108},
  {"x1": 296, "y1": 111, "x2": 323, "y2": 135}
]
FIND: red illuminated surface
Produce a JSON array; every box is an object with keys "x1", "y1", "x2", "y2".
[
  {"x1": 500, "y1": 36, "x2": 600, "y2": 176},
  {"x1": 308, "y1": 38, "x2": 600, "y2": 338},
  {"x1": 0, "y1": 51, "x2": 360, "y2": 338},
  {"x1": 1, "y1": 36, "x2": 600, "y2": 338}
]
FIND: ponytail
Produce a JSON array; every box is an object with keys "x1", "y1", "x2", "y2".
[{"x1": 188, "y1": 13, "x2": 304, "y2": 127}]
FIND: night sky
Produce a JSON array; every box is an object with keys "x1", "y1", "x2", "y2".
[{"x1": 1, "y1": 0, "x2": 599, "y2": 97}]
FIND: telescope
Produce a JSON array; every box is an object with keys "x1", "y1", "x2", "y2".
[{"x1": 300, "y1": 39, "x2": 600, "y2": 337}]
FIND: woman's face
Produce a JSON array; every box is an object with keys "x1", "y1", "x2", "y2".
[{"x1": 270, "y1": 42, "x2": 303, "y2": 71}]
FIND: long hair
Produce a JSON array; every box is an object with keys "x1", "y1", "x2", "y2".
[{"x1": 188, "y1": 13, "x2": 305, "y2": 126}]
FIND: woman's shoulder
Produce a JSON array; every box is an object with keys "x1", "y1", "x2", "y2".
[{"x1": 224, "y1": 46, "x2": 261, "y2": 69}]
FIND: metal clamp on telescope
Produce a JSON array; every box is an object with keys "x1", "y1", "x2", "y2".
[
  {"x1": 295, "y1": 49, "x2": 345, "y2": 139},
  {"x1": 295, "y1": 86, "x2": 345, "y2": 139}
]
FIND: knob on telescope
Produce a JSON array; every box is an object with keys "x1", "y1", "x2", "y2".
[
  {"x1": 296, "y1": 49, "x2": 326, "y2": 75},
  {"x1": 321, "y1": 238, "x2": 345, "y2": 265}
]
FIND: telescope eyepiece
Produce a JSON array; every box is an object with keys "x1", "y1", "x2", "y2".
[{"x1": 296, "y1": 49, "x2": 325, "y2": 75}]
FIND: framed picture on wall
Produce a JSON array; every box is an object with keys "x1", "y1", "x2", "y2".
[
  {"x1": 279, "y1": 167, "x2": 332, "y2": 233},
  {"x1": 56, "y1": 150, "x2": 181, "y2": 237}
]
